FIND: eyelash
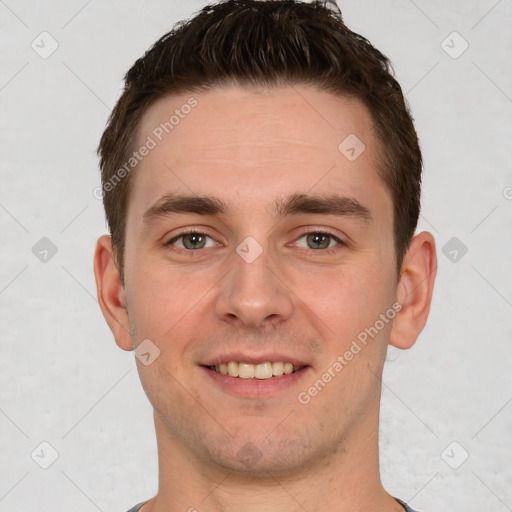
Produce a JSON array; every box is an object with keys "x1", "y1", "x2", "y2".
[
  {"x1": 165, "y1": 229, "x2": 217, "y2": 251},
  {"x1": 298, "y1": 228, "x2": 344, "y2": 248},
  {"x1": 165, "y1": 228, "x2": 345, "y2": 253}
]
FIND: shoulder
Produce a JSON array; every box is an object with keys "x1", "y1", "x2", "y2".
[
  {"x1": 396, "y1": 498, "x2": 422, "y2": 512},
  {"x1": 125, "y1": 503, "x2": 145, "y2": 512}
]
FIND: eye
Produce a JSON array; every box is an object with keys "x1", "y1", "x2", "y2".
[
  {"x1": 167, "y1": 231, "x2": 217, "y2": 250},
  {"x1": 295, "y1": 231, "x2": 342, "y2": 250}
]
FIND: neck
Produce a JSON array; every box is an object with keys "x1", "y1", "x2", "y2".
[{"x1": 142, "y1": 405, "x2": 404, "y2": 512}]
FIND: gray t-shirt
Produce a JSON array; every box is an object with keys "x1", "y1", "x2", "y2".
[{"x1": 126, "y1": 497, "x2": 420, "y2": 511}]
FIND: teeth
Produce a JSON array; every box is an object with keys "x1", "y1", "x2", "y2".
[
  {"x1": 272, "y1": 362, "x2": 283, "y2": 376},
  {"x1": 227, "y1": 361, "x2": 239, "y2": 377},
  {"x1": 210, "y1": 361, "x2": 304, "y2": 379},
  {"x1": 255, "y1": 362, "x2": 273, "y2": 379},
  {"x1": 238, "y1": 363, "x2": 255, "y2": 379}
]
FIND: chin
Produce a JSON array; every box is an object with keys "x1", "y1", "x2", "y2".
[
  {"x1": 197, "y1": 423, "x2": 331, "y2": 478},
  {"x1": 208, "y1": 440, "x2": 312, "y2": 477}
]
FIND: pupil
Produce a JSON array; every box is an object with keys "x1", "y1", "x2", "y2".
[
  {"x1": 308, "y1": 233, "x2": 329, "y2": 249},
  {"x1": 185, "y1": 234, "x2": 204, "y2": 249}
]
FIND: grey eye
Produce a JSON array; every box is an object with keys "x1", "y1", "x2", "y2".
[
  {"x1": 295, "y1": 232, "x2": 340, "y2": 250},
  {"x1": 170, "y1": 232, "x2": 216, "y2": 250},
  {"x1": 182, "y1": 233, "x2": 207, "y2": 249}
]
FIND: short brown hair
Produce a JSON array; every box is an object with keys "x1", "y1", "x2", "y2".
[{"x1": 97, "y1": 0, "x2": 422, "y2": 279}]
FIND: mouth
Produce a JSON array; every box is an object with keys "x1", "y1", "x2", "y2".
[
  {"x1": 207, "y1": 361, "x2": 305, "y2": 380},
  {"x1": 200, "y1": 354, "x2": 311, "y2": 397}
]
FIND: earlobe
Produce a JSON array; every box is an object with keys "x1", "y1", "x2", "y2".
[
  {"x1": 93, "y1": 235, "x2": 133, "y2": 351},
  {"x1": 389, "y1": 231, "x2": 437, "y2": 350}
]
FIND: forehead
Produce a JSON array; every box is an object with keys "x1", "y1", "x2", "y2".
[{"x1": 129, "y1": 85, "x2": 391, "y2": 222}]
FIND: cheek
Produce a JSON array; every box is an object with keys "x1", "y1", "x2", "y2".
[
  {"x1": 125, "y1": 261, "x2": 203, "y2": 341},
  {"x1": 297, "y1": 261, "x2": 395, "y2": 339}
]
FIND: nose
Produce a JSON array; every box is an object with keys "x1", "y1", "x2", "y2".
[{"x1": 214, "y1": 239, "x2": 294, "y2": 329}]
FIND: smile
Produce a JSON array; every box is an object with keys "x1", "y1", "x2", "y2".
[{"x1": 208, "y1": 361, "x2": 304, "y2": 379}]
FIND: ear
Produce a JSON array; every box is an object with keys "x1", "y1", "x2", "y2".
[
  {"x1": 389, "y1": 231, "x2": 437, "y2": 350},
  {"x1": 93, "y1": 235, "x2": 133, "y2": 351}
]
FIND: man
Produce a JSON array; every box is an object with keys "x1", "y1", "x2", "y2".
[{"x1": 94, "y1": 1, "x2": 436, "y2": 511}]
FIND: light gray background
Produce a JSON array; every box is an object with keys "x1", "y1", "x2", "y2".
[{"x1": 1, "y1": 1, "x2": 511, "y2": 511}]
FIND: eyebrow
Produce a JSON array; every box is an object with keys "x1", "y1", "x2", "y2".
[
  {"x1": 275, "y1": 193, "x2": 371, "y2": 222},
  {"x1": 141, "y1": 192, "x2": 372, "y2": 227}
]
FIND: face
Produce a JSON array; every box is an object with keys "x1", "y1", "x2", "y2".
[{"x1": 119, "y1": 85, "x2": 400, "y2": 474}]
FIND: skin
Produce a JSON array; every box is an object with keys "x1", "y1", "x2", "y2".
[{"x1": 94, "y1": 85, "x2": 436, "y2": 512}]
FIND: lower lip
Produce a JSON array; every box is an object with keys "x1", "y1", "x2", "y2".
[{"x1": 200, "y1": 366, "x2": 311, "y2": 398}]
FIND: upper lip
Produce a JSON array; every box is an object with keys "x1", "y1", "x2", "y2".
[{"x1": 201, "y1": 352, "x2": 310, "y2": 367}]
